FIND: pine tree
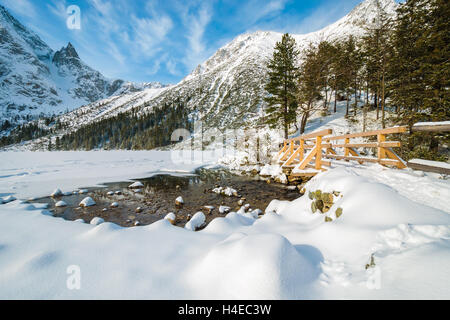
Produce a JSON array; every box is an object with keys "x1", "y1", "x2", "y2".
[
  {"x1": 297, "y1": 44, "x2": 323, "y2": 134},
  {"x1": 264, "y1": 33, "x2": 299, "y2": 139}
]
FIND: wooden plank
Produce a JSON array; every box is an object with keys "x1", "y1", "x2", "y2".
[
  {"x1": 407, "y1": 161, "x2": 450, "y2": 175},
  {"x1": 283, "y1": 146, "x2": 301, "y2": 166},
  {"x1": 324, "y1": 154, "x2": 401, "y2": 166},
  {"x1": 412, "y1": 123, "x2": 450, "y2": 133},
  {"x1": 385, "y1": 148, "x2": 407, "y2": 169},
  {"x1": 285, "y1": 129, "x2": 333, "y2": 142},
  {"x1": 378, "y1": 134, "x2": 386, "y2": 161},
  {"x1": 294, "y1": 146, "x2": 318, "y2": 171},
  {"x1": 330, "y1": 141, "x2": 401, "y2": 148},
  {"x1": 315, "y1": 135, "x2": 322, "y2": 170},
  {"x1": 277, "y1": 142, "x2": 287, "y2": 157},
  {"x1": 289, "y1": 171, "x2": 319, "y2": 177},
  {"x1": 324, "y1": 126, "x2": 408, "y2": 141}
]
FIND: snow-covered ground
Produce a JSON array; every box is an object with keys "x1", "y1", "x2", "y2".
[{"x1": 0, "y1": 150, "x2": 449, "y2": 299}]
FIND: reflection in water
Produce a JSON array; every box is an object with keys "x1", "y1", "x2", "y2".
[{"x1": 33, "y1": 168, "x2": 301, "y2": 228}]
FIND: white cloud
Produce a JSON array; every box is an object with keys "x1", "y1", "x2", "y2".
[
  {"x1": 181, "y1": 3, "x2": 212, "y2": 71},
  {"x1": 0, "y1": 0, "x2": 36, "y2": 18},
  {"x1": 130, "y1": 14, "x2": 173, "y2": 57}
]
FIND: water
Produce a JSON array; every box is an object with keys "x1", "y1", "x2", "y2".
[{"x1": 33, "y1": 168, "x2": 302, "y2": 228}]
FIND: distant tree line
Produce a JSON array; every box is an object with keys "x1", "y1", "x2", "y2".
[
  {"x1": 264, "y1": 0, "x2": 449, "y2": 160},
  {"x1": 57, "y1": 102, "x2": 191, "y2": 150}
]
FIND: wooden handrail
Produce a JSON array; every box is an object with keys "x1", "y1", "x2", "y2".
[
  {"x1": 278, "y1": 126, "x2": 408, "y2": 175},
  {"x1": 285, "y1": 129, "x2": 333, "y2": 142},
  {"x1": 324, "y1": 126, "x2": 408, "y2": 141}
]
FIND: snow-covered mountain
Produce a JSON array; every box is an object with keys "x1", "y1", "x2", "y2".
[
  {"x1": 0, "y1": 5, "x2": 164, "y2": 128},
  {"x1": 2, "y1": 0, "x2": 398, "y2": 150},
  {"x1": 45, "y1": 0, "x2": 397, "y2": 135}
]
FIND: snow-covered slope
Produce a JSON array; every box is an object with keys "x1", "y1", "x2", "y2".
[
  {"x1": 0, "y1": 5, "x2": 164, "y2": 129},
  {"x1": 41, "y1": 0, "x2": 397, "y2": 135},
  {"x1": 0, "y1": 150, "x2": 448, "y2": 299}
]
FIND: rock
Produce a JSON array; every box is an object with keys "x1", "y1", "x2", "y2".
[
  {"x1": 51, "y1": 188, "x2": 63, "y2": 197},
  {"x1": 107, "y1": 191, "x2": 114, "y2": 196},
  {"x1": 185, "y1": 211, "x2": 206, "y2": 231},
  {"x1": 186, "y1": 214, "x2": 192, "y2": 221},
  {"x1": 203, "y1": 206, "x2": 214, "y2": 214},
  {"x1": 176, "y1": 185, "x2": 181, "y2": 190},
  {"x1": 175, "y1": 196, "x2": 184, "y2": 206},
  {"x1": 102, "y1": 208, "x2": 108, "y2": 212},
  {"x1": 133, "y1": 189, "x2": 143, "y2": 193},
  {"x1": 135, "y1": 207, "x2": 143, "y2": 213},
  {"x1": 115, "y1": 191, "x2": 122, "y2": 195},
  {"x1": 299, "y1": 187, "x2": 306, "y2": 194},
  {"x1": 266, "y1": 179, "x2": 271, "y2": 184},
  {"x1": 78, "y1": 189, "x2": 88, "y2": 194},
  {"x1": 315, "y1": 199, "x2": 324, "y2": 212},
  {"x1": 308, "y1": 191, "x2": 314, "y2": 200},
  {"x1": 333, "y1": 191, "x2": 341, "y2": 197},
  {"x1": 134, "y1": 221, "x2": 141, "y2": 226},
  {"x1": 250, "y1": 169, "x2": 259, "y2": 176},
  {"x1": 110, "y1": 202, "x2": 119, "y2": 208},
  {"x1": 321, "y1": 193, "x2": 333, "y2": 204},
  {"x1": 74, "y1": 219, "x2": 85, "y2": 223},
  {"x1": 251, "y1": 209, "x2": 263, "y2": 217},
  {"x1": 3, "y1": 195, "x2": 17, "y2": 203},
  {"x1": 238, "y1": 199, "x2": 244, "y2": 206},
  {"x1": 311, "y1": 201, "x2": 317, "y2": 213},
  {"x1": 126, "y1": 219, "x2": 132, "y2": 223},
  {"x1": 315, "y1": 190, "x2": 322, "y2": 199},
  {"x1": 164, "y1": 212, "x2": 176, "y2": 225},
  {"x1": 79, "y1": 197, "x2": 96, "y2": 207},
  {"x1": 55, "y1": 200, "x2": 67, "y2": 207},
  {"x1": 128, "y1": 181, "x2": 144, "y2": 189},
  {"x1": 90, "y1": 217, "x2": 104, "y2": 225},
  {"x1": 325, "y1": 217, "x2": 333, "y2": 222},
  {"x1": 219, "y1": 205, "x2": 231, "y2": 214},
  {"x1": 335, "y1": 207, "x2": 343, "y2": 218}
]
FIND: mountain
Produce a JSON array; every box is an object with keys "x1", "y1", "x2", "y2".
[
  {"x1": 0, "y1": 5, "x2": 164, "y2": 129},
  {"x1": 2, "y1": 0, "x2": 398, "y2": 150},
  {"x1": 44, "y1": 0, "x2": 397, "y2": 133}
]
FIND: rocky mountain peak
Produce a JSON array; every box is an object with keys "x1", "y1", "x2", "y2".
[{"x1": 52, "y1": 42, "x2": 80, "y2": 66}]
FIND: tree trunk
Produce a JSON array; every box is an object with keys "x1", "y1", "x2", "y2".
[
  {"x1": 346, "y1": 91, "x2": 349, "y2": 116},
  {"x1": 334, "y1": 86, "x2": 337, "y2": 113},
  {"x1": 354, "y1": 77, "x2": 358, "y2": 116},
  {"x1": 300, "y1": 109, "x2": 309, "y2": 134},
  {"x1": 381, "y1": 71, "x2": 385, "y2": 129}
]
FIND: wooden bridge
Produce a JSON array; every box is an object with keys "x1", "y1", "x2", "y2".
[{"x1": 277, "y1": 126, "x2": 408, "y2": 178}]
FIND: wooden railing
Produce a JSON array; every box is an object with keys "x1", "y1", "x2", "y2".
[{"x1": 277, "y1": 126, "x2": 408, "y2": 176}]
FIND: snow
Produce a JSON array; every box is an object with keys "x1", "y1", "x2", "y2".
[
  {"x1": 110, "y1": 202, "x2": 119, "y2": 208},
  {"x1": 413, "y1": 121, "x2": 450, "y2": 127},
  {"x1": 409, "y1": 159, "x2": 450, "y2": 170},
  {"x1": 185, "y1": 212, "x2": 206, "y2": 231},
  {"x1": 219, "y1": 206, "x2": 231, "y2": 214},
  {"x1": 175, "y1": 196, "x2": 184, "y2": 204},
  {"x1": 90, "y1": 217, "x2": 104, "y2": 226},
  {"x1": 51, "y1": 188, "x2": 63, "y2": 197},
  {"x1": 128, "y1": 181, "x2": 144, "y2": 188},
  {"x1": 212, "y1": 186, "x2": 238, "y2": 197},
  {"x1": 55, "y1": 201, "x2": 67, "y2": 207},
  {"x1": 0, "y1": 153, "x2": 449, "y2": 298},
  {"x1": 0, "y1": 151, "x2": 213, "y2": 200},
  {"x1": 79, "y1": 197, "x2": 96, "y2": 207},
  {"x1": 164, "y1": 212, "x2": 176, "y2": 224}
]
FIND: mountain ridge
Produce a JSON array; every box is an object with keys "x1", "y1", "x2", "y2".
[{"x1": 0, "y1": 5, "x2": 165, "y2": 130}]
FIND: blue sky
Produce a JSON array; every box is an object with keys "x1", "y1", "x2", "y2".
[{"x1": 1, "y1": 0, "x2": 369, "y2": 84}]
